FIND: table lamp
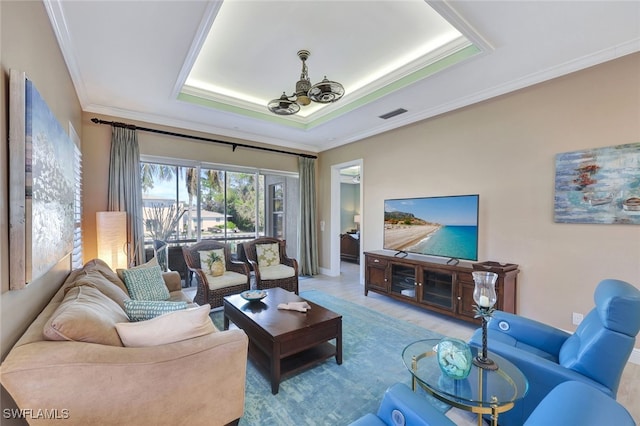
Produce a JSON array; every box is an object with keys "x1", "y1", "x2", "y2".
[{"x1": 472, "y1": 271, "x2": 498, "y2": 370}]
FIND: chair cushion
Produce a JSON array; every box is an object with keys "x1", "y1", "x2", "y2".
[
  {"x1": 124, "y1": 299, "x2": 189, "y2": 321},
  {"x1": 256, "y1": 243, "x2": 280, "y2": 267},
  {"x1": 204, "y1": 271, "x2": 248, "y2": 290},
  {"x1": 115, "y1": 304, "x2": 216, "y2": 347},
  {"x1": 485, "y1": 329, "x2": 558, "y2": 362},
  {"x1": 43, "y1": 285, "x2": 128, "y2": 346},
  {"x1": 121, "y1": 265, "x2": 170, "y2": 301},
  {"x1": 260, "y1": 264, "x2": 295, "y2": 280}
]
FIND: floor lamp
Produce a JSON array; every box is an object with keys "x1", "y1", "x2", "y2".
[{"x1": 96, "y1": 211, "x2": 128, "y2": 270}]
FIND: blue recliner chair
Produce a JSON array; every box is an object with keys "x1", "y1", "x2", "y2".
[
  {"x1": 349, "y1": 383, "x2": 455, "y2": 426},
  {"x1": 350, "y1": 381, "x2": 635, "y2": 426},
  {"x1": 469, "y1": 278, "x2": 640, "y2": 426}
]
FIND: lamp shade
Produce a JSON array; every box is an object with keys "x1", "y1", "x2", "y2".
[
  {"x1": 354, "y1": 215, "x2": 361, "y2": 224},
  {"x1": 96, "y1": 211, "x2": 128, "y2": 270}
]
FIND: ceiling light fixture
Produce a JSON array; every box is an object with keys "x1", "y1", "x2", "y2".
[{"x1": 268, "y1": 50, "x2": 344, "y2": 116}]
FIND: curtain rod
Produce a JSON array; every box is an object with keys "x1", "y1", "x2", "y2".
[{"x1": 90, "y1": 118, "x2": 318, "y2": 159}]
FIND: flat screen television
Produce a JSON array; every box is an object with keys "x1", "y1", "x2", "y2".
[{"x1": 383, "y1": 194, "x2": 479, "y2": 261}]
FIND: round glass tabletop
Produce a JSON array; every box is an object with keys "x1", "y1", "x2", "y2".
[{"x1": 402, "y1": 339, "x2": 528, "y2": 407}]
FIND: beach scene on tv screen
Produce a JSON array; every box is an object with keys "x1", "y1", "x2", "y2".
[{"x1": 384, "y1": 195, "x2": 478, "y2": 260}]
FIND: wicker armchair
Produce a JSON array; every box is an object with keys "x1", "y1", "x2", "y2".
[
  {"x1": 182, "y1": 240, "x2": 250, "y2": 308},
  {"x1": 243, "y1": 237, "x2": 299, "y2": 294}
]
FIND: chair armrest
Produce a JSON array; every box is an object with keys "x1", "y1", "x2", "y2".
[
  {"x1": 488, "y1": 311, "x2": 570, "y2": 355},
  {"x1": 248, "y1": 259, "x2": 262, "y2": 281},
  {"x1": 282, "y1": 257, "x2": 299, "y2": 274},
  {"x1": 162, "y1": 271, "x2": 182, "y2": 292},
  {"x1": 525, "y1": 381, "x2": 635, "y2": 426},
  {"x1": 228, "y1": 260, "x2": 250, "y2": 276},
  {"x1": 376, "y1": 383, "x2": 456, "y2": 426}
]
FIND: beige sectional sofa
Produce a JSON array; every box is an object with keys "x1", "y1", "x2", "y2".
[{"x1": 1, "y1": 259, "x2": 248, "y2": 425}]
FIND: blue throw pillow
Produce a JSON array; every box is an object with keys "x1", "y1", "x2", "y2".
[
  {"x1": 121, "y1": 265, "x2": 170, "y2": 301},
  {"x1": 124, "y1": 300, "x2": 188, "y2": 322}
]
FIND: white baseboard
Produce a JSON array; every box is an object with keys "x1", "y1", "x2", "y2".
[{"x1": 629, "y1": 347, "x2": 640, "y2": 365}]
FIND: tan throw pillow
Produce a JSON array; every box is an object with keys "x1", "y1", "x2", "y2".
[
  {"x1": 43, "y1": 286, "x2": 128, "y2": 347},
  {"x1": 199, "y1": 249, "x2": 226, "y2": 276},
  {"x1": 116, "y1": 257, "x2": 159, "y2": 283},
  {"x1": 115, "y1": 304, "x2": 216, "y2": 347},
  {"x1": 64, "y1": 270, "x2": 131, "y2": 309},
  {"x1": 256, "y1": 243, "x2": 280, "y2": 267}
]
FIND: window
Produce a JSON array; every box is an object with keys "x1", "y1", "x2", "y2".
[{"x1": 140, "y1": 159, "x2": 298, "y2": 258}]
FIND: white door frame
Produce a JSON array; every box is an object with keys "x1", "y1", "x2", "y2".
[{"x1": 329, "y1": 159, "x2": 363, "y2": 282}]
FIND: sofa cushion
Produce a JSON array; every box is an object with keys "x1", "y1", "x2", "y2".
[
  {"x1": 115, "y1": 304, "x2": 216, "y2": 347},
  {"x1": 83, "y1": 258, "x2": 130, "y2": 294},
  {"x1": 122, "y1": 265, "x2": 170, "y2": 301},
  {"x1": 256, "y1": 243, "x2": 280, "y2": 267},
  {"x1": 43, "y1": 285, "x2": 128, "y2": 347},
  {"x1": 124, "y1": 299, "x2": 188, "y2": 321},
  {"x1": 65, "y1": 270, "x2": 131, "y2": 309}
]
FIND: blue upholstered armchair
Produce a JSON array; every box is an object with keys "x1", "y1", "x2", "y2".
[
  {"x1": 349, "y1": 383, "x2": 455, "y2": 426},
  {"x1": 469, "y1": 278, "x2": 640, "y2": 426},
  {"x1": 349, "y1": 381, "x2": 635, "y2": 426}
]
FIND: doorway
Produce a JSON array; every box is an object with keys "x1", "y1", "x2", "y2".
[{"x1": 330, "y1": 159, "x2": 363, "y2": 283}]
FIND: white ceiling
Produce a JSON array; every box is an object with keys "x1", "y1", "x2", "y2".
[{"x1": 45, "y1": 1, "x2": 640, "y2": 154}]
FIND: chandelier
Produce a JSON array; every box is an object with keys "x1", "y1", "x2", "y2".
[{"x1": 267, "y1": 50, "x2": 345, "y2": 116}]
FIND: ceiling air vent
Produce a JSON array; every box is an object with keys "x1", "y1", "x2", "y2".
[{"x1": 378, "y1": 108, "x2": 407, "y2": 120}]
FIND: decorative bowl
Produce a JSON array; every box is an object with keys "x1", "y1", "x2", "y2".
[
  {"x1": 437, "y1": 337, "x2": 472, "y2": 380},
  {"x1": 240, "y1": 290, "x2": 267, "y2": 302}
]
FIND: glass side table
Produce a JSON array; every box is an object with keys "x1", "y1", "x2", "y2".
[{"x1": 402, "y1": 339, "x2": 528, "y2": 426}]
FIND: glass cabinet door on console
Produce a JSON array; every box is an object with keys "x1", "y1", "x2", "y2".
[
  {"x1": 390, "y1": 264, "x2": 418, "y2": 299},
  {"x1": 419, "y1": 268, "x2": 454, "y2": 312}
]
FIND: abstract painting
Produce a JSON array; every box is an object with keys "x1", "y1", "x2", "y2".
[
  {"x1": 554, "y1": 143, "x2": 640, "y2": 224},
  {"x1": 9, "y1": 70, "x2": 75, "y2": 289}
]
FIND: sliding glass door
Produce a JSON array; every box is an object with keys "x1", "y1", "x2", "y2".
[{"x1": 140, "y1": 159, "x2": 298, "y2": 261}]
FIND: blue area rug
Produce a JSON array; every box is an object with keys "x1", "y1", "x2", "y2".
[{"x1": 211, "y1": 289, "x2": 449, "y2": 425}]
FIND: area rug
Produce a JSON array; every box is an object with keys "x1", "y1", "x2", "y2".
[{"x1": 210, "y1": 289, "x2": 449, "y2": 425}]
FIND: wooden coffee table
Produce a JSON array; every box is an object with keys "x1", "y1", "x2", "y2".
[{"x1": 223, "y1": 287, "x2": 342, "y2": 394}]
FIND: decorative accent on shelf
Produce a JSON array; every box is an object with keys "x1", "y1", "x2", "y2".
[
  {"x1": 267, "y1": 50, "x2": 344, "y2": 115},
  {"x1": 472, "y1": 271, "x2": 499, "y2": 370},
  {"x1": 437, "y1": 337, "x2": 473, "y2": 379}
]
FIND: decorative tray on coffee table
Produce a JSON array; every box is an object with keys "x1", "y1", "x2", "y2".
[{"x1": 240, "y1": 290, "x2": 267, "y2": 302}]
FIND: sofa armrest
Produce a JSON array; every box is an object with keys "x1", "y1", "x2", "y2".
[
  {"x1": 162, "y1": 270, "x2": 182, "y2": 292},
  {"x1": 1, "y1": 329, "x2": 248, "y2": 425},
  {"x1": 488, "y1": 311, "x2": 570, "y2": 355}
]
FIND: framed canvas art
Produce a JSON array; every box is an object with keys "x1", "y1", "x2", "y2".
[
  {"x1": 554, "y1": 142, "x2": 640, "y2": 225},
  {"x1": 9, "y1": 70, "x2": 75, "y2": 289}
]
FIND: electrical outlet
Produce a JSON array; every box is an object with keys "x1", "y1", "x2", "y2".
[{"x1": 572, "y1": 312, "x2": 583, "y2": 325}]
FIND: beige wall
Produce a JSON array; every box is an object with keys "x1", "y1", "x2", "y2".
[
  {"x1": 318, "y1": 53, "x2": 640, "y2": 342},
  {"x1": 1, "y1": 1, "x2": 82, "y2": 358}
]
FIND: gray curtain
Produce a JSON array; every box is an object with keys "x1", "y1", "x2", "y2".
[
  {"x1": 107, "y1": 126, "x2": 145, "y2": 266},
  {"x1": 298, "y1": 157, "x2": 318, "y2": 275}
]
